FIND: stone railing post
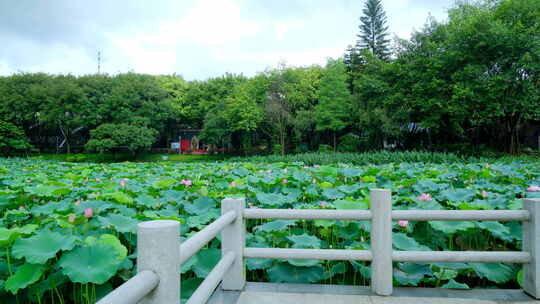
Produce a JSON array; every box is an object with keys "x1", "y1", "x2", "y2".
[
  {"x1": 221, "y1": 198, "x2": 246, "y2": 290},
  {"x1": 370, "y1": 189, "x2": 393, "y2": 296},
  {"x1": 138, "y1": 220, "x2": 181, "y2": 304},
  {"x1": 524, "y1": 198, "x2": 540, "y2": 299}
]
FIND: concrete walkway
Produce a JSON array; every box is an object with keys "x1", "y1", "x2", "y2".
[
  {"x1": 208, "y1": 283, "x2": 539, "y2": 304},
  {"x1": 236, "y1": 291, "x2": 537, "y2": 304}
]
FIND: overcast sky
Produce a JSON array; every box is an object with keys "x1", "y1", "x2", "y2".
[{"x1": 0, "y1": 0, "x2": 455, "y2": 80}]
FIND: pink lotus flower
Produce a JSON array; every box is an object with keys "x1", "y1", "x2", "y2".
[
  {"x1": 84, "y1": 208, "x2": 93, "y2": 217},
  {"x1": 481, "y1": 190, "x2": 489, "y2": 198},
  {"x1": 398, "y1": 220, "x2": 409, "y2": 227},
  {"x1": 229, "y1": 181, "x2": 237, "y2": 188},
  {"x1": 95, "y1": 178, "x2": 101, "y2": 182},
  {"x1": 68, "y1": 214, "x2": 76, "y2": 223},
  {"x1": 180, "y1": 179, "x2": 192, "y2": 187},
  {"x1": 528, "y1": 185, "x2": 540, "y2": 192},
  {"x1": 418, "y1": 193, "x2": 433, "y2": 201},
  {"x1": 319, "y1": 201, "x2": 328, "y2": 208},
  {"x1": 282, "y1": 179, "x2": 288, "y2": 184}
]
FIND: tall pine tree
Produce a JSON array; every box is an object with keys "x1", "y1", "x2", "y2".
[{"x1": 356, "y1": 0, "x2": 391, "y2": 60}]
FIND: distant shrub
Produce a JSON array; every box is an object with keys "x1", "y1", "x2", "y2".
[
  {"x1": 85, "y1": 124, "x2": 158, "y2": 154},
  {"x1": 338, "y1": 133, "x2": 360, "y2": 152},
  {"x1": 272, "y1": 144, "x2": 282, "y2": 155},
  {"x1": 0, "y1": 120, "x2": 33, "y2": 156},
  {"x1": 318, "y1": 144, "x2": 333, "y2": 152}
]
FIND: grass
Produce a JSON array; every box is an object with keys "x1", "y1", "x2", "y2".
[{"x1": 30, "y1": 153, "x2": 227, "y2": 163}]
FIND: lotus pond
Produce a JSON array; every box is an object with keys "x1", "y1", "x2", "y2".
[{"x1": 0, "y1": 158, "x2": 540, "y2": 303}]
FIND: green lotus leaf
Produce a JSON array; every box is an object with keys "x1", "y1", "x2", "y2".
[
  {"x1": 12, "y1": 230, "x2": 77, "y2": 264},
  {"x1": 477, "y1": 222, "x2": 511, "y2": 241},
  {"x1": 152, "y1": 178, "x2": 177, "y2": 189},
  {"x1": 330, "y1": 262, "x2": 346, "y2": 275},
  {"x1": 256, "y1": 192, "x2": 290, "y2": 206},
  {"x1": 25, "y1": 185, "x2": 56, "y2": 197},
  {"x1": 517, "y1": 269, "x2": 524, "y2": 287},
  {"x1": 181, "y1": 255, "x2": 198, "y2": 274},
  {"x1": 255, "y1": 220, "x2": 296, "y2": 233},
  {"x1": 322, "y1": 188, "x2": 345, "y2": 200},
  {"x1": 14, "y1": 224, "x2": 39, "y2": 235},
  {"x1": 337, "y1": 184, "x2": 361, "y2": 194},
  {"x1": 470, "y1": 263, "x2": 514, "y2": 284},
  {"x1": 442, "y1": 279, "x2": 470, "y2": 289},
  {"x1": 350, "y1": 261, "x2": 371, "y2": 278},
  {"x1": 246, "y1": 258, "x2": 273, "y2": 270},
  {"x1": 434, "y1": 268, "x2": 458, "y2": 281},
  {"x1": 394, "y1": 263, "x2": 432, "y2": 286},
  {"x1": 5, "y1": 263, "x2": 45, "y2": 294},
  {"x1": 59, "y1": 244, "x2": 122, "y2": 284},
  {"x1": 85, "y1": 234, "x2": 127, "y2": 262},
  {"x1": 75, "y1": 200, "x2": 114, "y2": 214},
  {"x1": 413, "y1": 180, "x2": 447, "y2": 194},
  {"x1": 110, "y1": 192, "x2": 133, "y2": 205},
  {"x1": 181, "y1": 278, "x2": 203, "y2": 300},
  {"x1": 28, "y1": 271, "x2": 68, "y2": 299},
  {"x1": 287, "y1": 234, "x2": 321, "y2": 248},
  {"x1": 52, "y1": 187, "x2": 71, "y2": 196},
  {"x1": 319, "y1": 182, "x2": 333, "y2": 189},
  {"x1": 439, "y1": 188, "x2": 476, "y2": 206},
  {"x1": 184, "y1": 197, "x2": 215, "y2": 215},
  {"x1": 334, "y1": 199, "x2": 368, "y2": 210},
  {"x1": 393, "y1": 233, "x2": 431, "y2": 251},
  {"x1": 429, "y1": 221, "x2": 476, "y2": 234},
  {"x1": 98, "y1": 214, "x2": 139, "y2": 233},
  {"x1": 0, "y1": 228, "x2": 21, "y2": 246},
  {"x1": 193, "y1": 248, "x2": 220, "y2": 278},
  {"x1": 268, "y1": 263, "x2": 324, "y2": 283},
  {"x1": 136, "y1": 194, "x2": 161, "y2": 208}
]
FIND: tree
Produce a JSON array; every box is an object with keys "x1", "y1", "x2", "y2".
[
  {"x1": 85, "y1": 123, "x2": 158, "y2": 154},
  {"x1": 39, "y1": 75, "x2": 93, "y2": 154},
  {"x1": 0, "y1": 120, "x2": 33, "y2": 155},
  {"x1": 357, "y1": 0, "x2": 391, "y2": 60},
  {"x1": 315, "y1": 59, "x2": 352, "y2": 151},
  {"x1": 265, "y1": 68, "x2": 291, "y2": 155},
  {"x1": 442, "y1": 0, "x2": 540, "y2": 153}
]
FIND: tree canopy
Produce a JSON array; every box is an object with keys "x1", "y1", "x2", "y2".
[{"x1": 0, "y1": 0, "x2": 538, "y2": 155}]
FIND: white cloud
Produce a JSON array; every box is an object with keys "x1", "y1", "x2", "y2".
[{"x1": 0, "y1": 0, "x2": 456, "y2": 79}]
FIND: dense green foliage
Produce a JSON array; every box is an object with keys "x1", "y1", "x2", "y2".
[
  {"x1": 85, "y1": 124, "x2": 158, "y2": 154},
  {"x1": 228, "y1": 151, "x2": 471, "y2": 165},
  {"x1": 0, "y1": 157, "x2": 539, "y2": 302},
  {"x1": 0, "y1": 121, "x2": 33, "y2": 156},
  {"x1": 315, "y1": 60, "x2": 352, "y2": 151},
  {"x1": 0, "y1": 0, "x2": 537, "y2": 156}
]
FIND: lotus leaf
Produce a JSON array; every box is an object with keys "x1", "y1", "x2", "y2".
[
  {"x1": 12, "y1": 230, "x2": 77, "y2": 264},
  {"x1": 268, "y1": 263, "x2": 324, "y2": 283},
  {"x1": 98, "y1": 214, "x2": 138, "y2": 233},
  {"x1": 59, "y1": 244, "x2": 122, "y2": 284},
  {"x1": 5, "y1": 263, "x2": 45, "y2": 294}
]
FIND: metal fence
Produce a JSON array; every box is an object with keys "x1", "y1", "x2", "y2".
[{"x1": 97, "y1": 189, "x2": 540, "y2": 303}]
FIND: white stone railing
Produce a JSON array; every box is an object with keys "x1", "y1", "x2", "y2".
[{"x1": 98, "y1": 189, "x2": 540, "y2": 303}]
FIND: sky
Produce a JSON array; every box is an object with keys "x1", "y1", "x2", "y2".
[{"x1": 0, "y1": 0, "x2": 455, "y2": 80}]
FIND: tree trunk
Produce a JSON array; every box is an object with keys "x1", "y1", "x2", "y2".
[
  {"x1": 280, "y1": 130, "x2": 285, "y2": 155},
  {"x1": 333, "y1": 131, "x2": 337, "y2": 152}
]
